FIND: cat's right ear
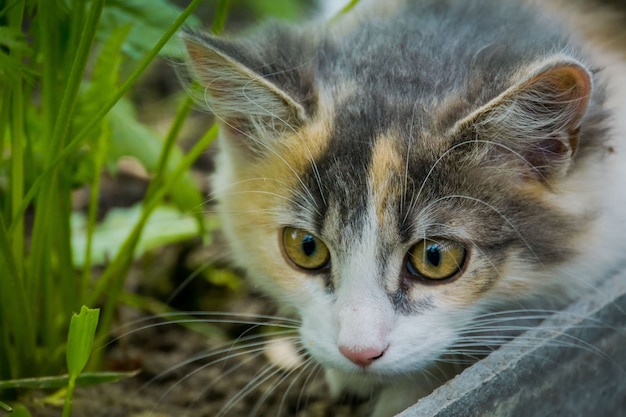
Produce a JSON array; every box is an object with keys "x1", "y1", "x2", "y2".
[
  {"x1": 457, "y1": 56, "x2": 593, "y2": 180},
  {"x1": 181, "y1": 31, "x2": 308, "y2": 155}
]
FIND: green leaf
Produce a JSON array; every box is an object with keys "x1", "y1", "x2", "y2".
[
  {"x1": 246, "y1": 0, "x2": 307, "y2": 21},
  {"x1": 335, "y1": 0, "x2": 362, "y2": 17},
  {"x1": 0, "y1": 371, "x2": 138, "y2": 390},
  {"x1": 98, "y1": 0, "x2": 199, "y2": 60},
  {"x1": 5, "y1": 404, "x2": 30, "y2": 417},
  {"x1": 71, "y1": 205, "x2": 210, "y2": 267},
  {"x1": 73, "y1": 23, "x2": 131, "y2": 131},
  {"x1": 66, "y1": 307, "x2": 100, "y2": 377},
  {"x1": 0, "y1": 401, "x2": 11, "y2": 412},
  {"x1": 107, "y1": 98, "x2": 203, "y2": 212},
  {"x1": 0, "y1": 27, "x2": 32, "y2": 84},
  {"x1": 211, "y1": 0, "x2": 230, "y2": 34}
]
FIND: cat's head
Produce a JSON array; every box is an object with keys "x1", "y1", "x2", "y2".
[{"x1": 182, "y1": 18, "x2": 608, "y2": 379}]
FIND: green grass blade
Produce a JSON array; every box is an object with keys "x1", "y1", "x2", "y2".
[
  {"x1": 0, "y1": 203, "x2": 34, "y2": 380},
  {"x1": 10, "y1": 0, "x2": 203, "y2": 235},
  {"x1": 26, "y1": 0, "x2": 105, "y2": 376},
  {"x1": 37, "y1": 0, "x2": 63, "y2": 146},
  {"x1": 63, "y1": 306, "x2": 99, "y2": 417},
  {"x1": 8, "y1": 0, "x2": 26, "y2": 284},
  {"x1": 81, "y1": 126, "x2": 109, "y2": 299},
  {"x1": 91, "y1": 125, "x2": 219, "y2": 345},
  {"x1": 66, "y1": 307, "x2": 100, "y2": 376},
  {"x1": 0, "y1": 371, "x2": 138, "y2": 390},
  {"x1": 0, "y1": 0, "x2": 34, "y2": 381},
  {"x1": 331, "y1": 0, "x2": 361, "y2": 21},
  {"x1": 211, "y1": 0, "x2": 231, "y2": 34},
  {"x1": 78, "y1": 22, "x2": 129, "y2": 299},
  {"x1": 46, "y1": 0, "x2": 105, "y2": 156},
  {"x1": 0, "y1": 401, "x2": 11, "y2": 412},
  {"x1": 145, "y1": 95, "x2": 193, "y2": 203},
  {"x1": 144, "y1": 0, "x2": 228, "y2": 210},
  {"x1": 107, "y1": 99, "x2": 202, "y2": 212}
]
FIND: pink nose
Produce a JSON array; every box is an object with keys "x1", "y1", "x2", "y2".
[{"x1": 339, "y1": 346, "x2": 387, "y2": 367}]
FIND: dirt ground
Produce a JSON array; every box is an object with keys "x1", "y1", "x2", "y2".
[{"x1": 24, "y1": 284, "x2": 368, "y2": 417}]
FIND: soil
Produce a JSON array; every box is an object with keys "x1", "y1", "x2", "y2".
[{"x1": 24, "y1": 287, "x2": 368, "y2": 417}]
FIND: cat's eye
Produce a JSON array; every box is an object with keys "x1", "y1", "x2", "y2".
[
  {"x1": 282, "y1": 227, "x2": 330, "y2": 271},
  {"x1": 406, "y1": 239, "x2": 467, "y2": 281}
]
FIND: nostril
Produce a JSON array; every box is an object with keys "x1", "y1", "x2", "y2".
[{"x1": 339, "y1": 345, "x2": 387, "y2": 367}]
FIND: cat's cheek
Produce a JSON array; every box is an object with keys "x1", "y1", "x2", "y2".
[
  {"x1": 382, "y1": 308, "x2": 466, "y2": 375},
  {"x1": 298, "y1": 301, "x2": 344, "y2": 367}
]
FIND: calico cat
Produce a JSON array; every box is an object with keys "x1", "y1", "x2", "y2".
[{"x1": 181, "y1": 0, "x2": 626, "y2": 415}]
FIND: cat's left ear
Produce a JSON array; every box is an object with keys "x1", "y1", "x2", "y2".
[
  {"x1": 461, "y1": 56, "x2": 592, "y2": 179},
  {"x1": 181, "y1": 31, "x2": 308, "y2": 154}
]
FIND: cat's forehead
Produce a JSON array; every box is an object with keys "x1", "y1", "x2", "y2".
[{"x1": 287, "y1": 113, "x2": 458, "y2": 240}]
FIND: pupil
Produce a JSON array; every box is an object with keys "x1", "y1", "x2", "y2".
[
  {"x1": 426, "y1": 244, "x2": 441, "y2": 267},
  {"x1": 302, "y1": 235, "x2": 316, "y2": 256}
]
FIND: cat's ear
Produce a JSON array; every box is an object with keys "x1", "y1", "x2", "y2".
[
  {"x1": 182, "y1": 32, "x2": 308, "y2": 154},
  {"x1": 462, "y1": 57, "x2": 592, "y2": 179}
]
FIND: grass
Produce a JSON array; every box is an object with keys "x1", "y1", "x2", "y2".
[
  {"x1": 0, "y1": 0, "x2": 316, "y2": 413},
  {"x1": 0, "y1": 0, "x2": 207, "y2": 407}
]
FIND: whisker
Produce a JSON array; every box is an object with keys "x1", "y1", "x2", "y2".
[
  {"x1": 216, "y1": 360, "x2": 289, "y2": 417},
  {"x1": 451, "y1": 328, "x2": 625, "y2": 373},
  {"x1": 104, "y1": 312, "x2": 300, "y2": 350},
  {"x1": 116, "y1": 310, "x2": 300, "y2": 330},
  {"x1": 140, "y1": 331, "x2": 299, "y2": 391},
  {"x1": 151, "y1": 343, "x2": 268, "y2": 417},
  {"x1": 250, "y1": 354, "x2": 316, "y2": 417},
  {"x1": 290, "y1": 358, "x2": 323, "y2": 415},
  {"x1": 401, "y1": 98, "x2": 421, "y2": 217},
  {"x1": 183, "y1": 337, "x2": 301, "y2": 417}
]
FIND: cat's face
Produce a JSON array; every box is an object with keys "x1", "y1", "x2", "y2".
[
  {"x1": 209, "y1": 94, "x2": 581, "y2": 378},
  {"x1": 182, "y1": 9, "x2": 608, "y2": 381}
]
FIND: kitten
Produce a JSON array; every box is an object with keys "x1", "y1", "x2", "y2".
[{"x1": 181, "y1": 0, "x2": 626, "y2": 415}]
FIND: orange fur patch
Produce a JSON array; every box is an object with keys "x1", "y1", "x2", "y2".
[
  {"x1": 369, "y1": 132, "x2": 404, "y2": 224},
  {"x1": 219, "y1": 115, "x2": 333, "y2": 292}
]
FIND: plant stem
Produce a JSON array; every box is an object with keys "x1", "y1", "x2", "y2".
[
  {"x1": 28, "y1": 0, "x2": 105, "y2": 373},
  {"x1": 331, "y1": 0, "x2": 362, "y2": 21},
  {"x1": 0, "y1": 216, "x2": 31, "y2": 379},
  {"x1": 211, "y1": 0, "x2": 231, "y2": 34},
  {"x1": 61, "y1": 376, "x2": 76, "y2": 417},
  {"x1": 91, "y1": 125, "x2": 218, "y2": 346},
  {"x1": 2, "y1": 0, "x2": 35, "y2": 379},
  {"x1": 47, "y1": 0, "x2": 105, "y2": 156},
  {"x1": 81, "y1": 126, "x2": 110, "y2": 301},
  {"x1": 9, "y1": 0, "x2": 25, "y2": 273},
  {"x1": 145, "y1": 95, "x2": 193, "y2": 202}
]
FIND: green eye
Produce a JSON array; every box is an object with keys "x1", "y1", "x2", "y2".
[
  {"x1": 406, "y1": 238, "x2": 466, "y2": 281},
  {"x1": 282, "y1": 228, "x2": 330, "y2": 271}
]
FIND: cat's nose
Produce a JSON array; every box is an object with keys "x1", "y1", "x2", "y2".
[{"x1": 339, "y1": 345, "x2": 387, "y2": 367}]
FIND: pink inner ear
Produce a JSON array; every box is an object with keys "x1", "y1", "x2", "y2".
[
  {"x1": 522, "y1": 134, "x2": 572, "y2": 179},
  {"x1": 523, "y1": 62, "x2": 592, "y2": 130},
  {"x1": 470, "y1": 59, "x2": 594, "y2": 181}
]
